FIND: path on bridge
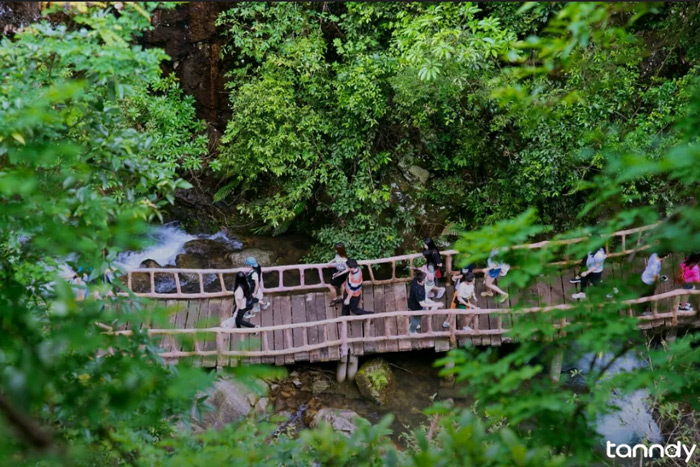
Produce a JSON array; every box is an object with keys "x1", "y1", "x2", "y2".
[{"x1": 111, "y1": 225, "x2": 698, "y2": 368}]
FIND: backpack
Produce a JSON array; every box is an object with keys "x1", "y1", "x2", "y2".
[{"x1": 246, "y1": 269, "x2": 261, "y2": 292}]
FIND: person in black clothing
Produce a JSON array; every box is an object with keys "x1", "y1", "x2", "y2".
[
  {"x1": 423, "y1": 237, "x2": 443, "y2": 280},
  {"x1": 226, "y1": 272, "x2": 257, "y2": 328},
  {"x1": 408, "y1": 271, "x2": 440, "y2": 333}
]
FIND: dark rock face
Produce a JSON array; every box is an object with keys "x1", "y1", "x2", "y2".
[
  {"x1": 142, "y1": 3, "x2": 232, "y2": 140},
  {"x1": 0, "y1": 2, "x2": 41, "y2": 36}
]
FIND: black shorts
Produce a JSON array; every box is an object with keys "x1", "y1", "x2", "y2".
[{"x1": 330, "y1": 274, "x2": 345, "y2": 287}]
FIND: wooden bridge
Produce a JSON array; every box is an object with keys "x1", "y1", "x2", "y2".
[{"x1": 108, "y1": 224, "x2": 700, "y2": 369}]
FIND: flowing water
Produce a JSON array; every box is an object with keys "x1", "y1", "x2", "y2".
[{"x1": 116, "y1": 222, "x2": 243, "y2": 270}]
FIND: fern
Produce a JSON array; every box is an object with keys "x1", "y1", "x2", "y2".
[{"x1": 213, "y1": 180, "x2": 238, "y2": 202}]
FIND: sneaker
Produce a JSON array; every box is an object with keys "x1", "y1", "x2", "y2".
[
  {"x1": 435, "y1": 289, "x2": 445, "y2": 299},
  {"x1": 442, "y1": 320, "x2": 450, "y2": 329},
  {"x1": 497, "y1": 294, "x2": 509, "y2": 304},
  {"x1": 262, "y1": 301, "x2": 271, "y2": 310},
  {"x1": 480, "y1": 291, "x2": 494, "y2": 297},
  {"x1": 605, "y1": 293, "x2": 614, "y2": 299},
  {"x1": 572, "y1": 292, "x2": 586, "y2": 300},
  {"x1": 243, "y1": 311, "x2": 253, "y2": 319},
  {"x1": 679, "y1": 303, "x2": 693, "y2": 311},
  {"x1": 415, "y1": 324, "x2": 421, "y2": 331},
  {"x1": 569, "y1": 277, "x2": 582, "y2": 284},
  {"x1": 660, "y1": 275, "x2": 669, "y2": 282},
  {"x1": 462, "y1": 326, "x2": 474, "y2": 333},
  {"x1": 641, "y1": 310, "x2": 653, "y2": 317}
]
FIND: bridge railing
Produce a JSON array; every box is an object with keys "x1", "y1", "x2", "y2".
[
  {"x1": 102, "y1": 288, "x2": 698, "y2": 365},
  {"x1": 120, "y1": 223, "x2": 659, "y2": 299}
]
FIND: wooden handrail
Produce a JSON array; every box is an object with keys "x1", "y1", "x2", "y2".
[
  {"x1": 102, "y1": 289, "x2": 699, "y2": 361},
  {"x1": 119, "y1": 223, "x2": 661, "y2": 298}
]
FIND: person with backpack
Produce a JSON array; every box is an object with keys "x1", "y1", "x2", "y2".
[
  {"x1": 245, "y1": 257, "x2": 270, "y2": 317},
  {"x1": 336, "y1": 259, "x2": 372, "y2": 316},
  {"x1": 571, "y1": 247, "x2": 607, "y2": 300},
  {"x1": 422, "y1": 237, "x2": 443, "y2": 280},
  {"x1": 638, "y1": 250, "x2": 670, "y2": 314},
  {"x1": 678, "y1": 253, "x2": 700, "y2": 311},
  {"x1": 221, "y1": 272, "x2": 258, "y2": 329},
  {"x1": 408, "y1": 271, "x2": 441, "y2": 334},
  {"x1": 327, "y1": 242, "x2": 349, "y2": 306}
]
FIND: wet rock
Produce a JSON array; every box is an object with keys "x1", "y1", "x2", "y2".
[
  {"x1": 176, "y1": 253, "x2": 208, "y2": 269},
  {"x1": 355, "y1": 359, "x2": 394, "y2": 406},
  {"x1": 139, "y1": 259, "x2": 162, "y2": 269},
  {"x1": 183, "y1": 238, "x2": 236, "y2": 269},
  {"x1": 310, "y1": 408, "x2": 366, "y2": 436},
  {"x1": 229, "y1": 248, "x2": 278, "y2": 267},
  {"x1": 192, "y1": 378, "x2": 261, "y2": 431}
]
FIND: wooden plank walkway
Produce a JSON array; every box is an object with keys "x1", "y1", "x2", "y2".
[
  {"x1": 142, "y1": 261, "x2": 675, "y2": 367},
  {"x1": 108, "y1": 224, "x2": 700, "y2": 367}
]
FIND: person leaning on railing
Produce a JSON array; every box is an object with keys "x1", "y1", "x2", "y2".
[{"x1": 327, "y1": 242, "x2": 349, "y2": 307}]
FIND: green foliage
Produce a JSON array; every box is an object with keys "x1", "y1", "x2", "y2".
[
  {"x1": 3, "y1": 2, "x2": 700, "y2": 466},
  {"x1": 0, "y1": 2, "x2": 211, "y2": 463},
  {"x1": 214, "y1": 2, "x2": 699, "y2": 259}
]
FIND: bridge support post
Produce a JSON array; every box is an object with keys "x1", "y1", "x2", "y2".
[
  {"x1": 336, "y1": 354, "x2": 348, "y2": 383},
  {"x1": 347, "y1": 354, "x2": 359, "y2": 381},
  {"x1": 549, "y1": 348, "x2": 564, "y2": 384}
]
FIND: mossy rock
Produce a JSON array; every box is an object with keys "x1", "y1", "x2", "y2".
[{"x1": 355, "y1": 358, "x2": 394, "y2": 405}]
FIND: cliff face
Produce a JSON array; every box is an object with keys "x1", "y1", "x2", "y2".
[
  {"x1": 0, "y1": 2, "x2": 40, "y2": 35},
  {"x1": 143, "y1": 3, "x2": 233, "y2": 147}
]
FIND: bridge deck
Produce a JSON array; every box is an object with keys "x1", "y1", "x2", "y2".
[{"x1": 130, "y1": 254, "x2": 687, "y2": 367}]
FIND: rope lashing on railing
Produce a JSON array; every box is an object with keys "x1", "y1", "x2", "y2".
[{"x1": 119, "y1": 223, "x2": 661, "y2": 299}]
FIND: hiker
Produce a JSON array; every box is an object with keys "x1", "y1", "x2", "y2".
[
  {"x1": 246, "y1": 257, "x2": 270, "y2": 316},
  {"x1": 410, "y1": 263, "x2": 445, "y2": 300},
  {"x1": 408, "y1": 271, "x2": 441, "y2": 334},
  {"x1": 327, "y1": 242, "x2": 348, "y2": 306},
  {"x1": 481, "y1": 249, "x2": 510, "y2": 303},
  {"x1": 337, "y1": 259, "x2": 372, "y2": 316},
  {"x1": 443, "y1": 268, "x2": 478, "y2": 330},
  {"x1": 422, "y1": 237, "x2": 443, "y2": 280},
  {"x1": 638, "y1": 250, "x2": 670, "y2": 314},
  {"x1": 221, "y1": 272, "x2": 257, "y2": 329},
  {"x1": 571, "y1": 247, "x2": 607, "y2": 300},
  {"x1": 678, "y1": 253, "x2": 700, "y2": 311}
]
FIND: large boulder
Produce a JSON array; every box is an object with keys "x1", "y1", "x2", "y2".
[
  {"x1": 123, "y1": 259, "x2": 162, "y2": 293},
  {"x1": 192, "y1": 378, "x2": 264, "y2": 431},
  {"x1": 229, "y1": 248, "x2": 278, "y2": 267},
  {"x1": 355, "y1": 359, "x2": 394, "y2": 406},
  {"x1": 183, "y1": 239, "x2": 236, "y2": 269},
  {"x1": 310, "y1": 408, "x2": 366, "y2": 436}
]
